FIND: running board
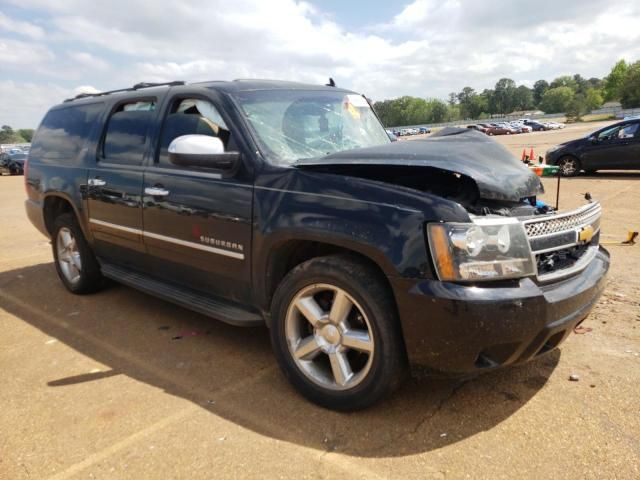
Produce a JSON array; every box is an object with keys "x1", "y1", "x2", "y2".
[{"x1": 101, "y1": 263, "x2": 264, "y2": 327}]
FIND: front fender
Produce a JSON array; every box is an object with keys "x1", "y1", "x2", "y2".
[{"x1": 252, "y1": 167, "x2": 471, "y2": 308}]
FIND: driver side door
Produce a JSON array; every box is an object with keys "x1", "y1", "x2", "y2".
[
  {"x1": 141, "y1": 93, "x2": 254, "y2": 304},
  {"x1": 582, "y1": 123, "x2": 638, "y2": 170}
]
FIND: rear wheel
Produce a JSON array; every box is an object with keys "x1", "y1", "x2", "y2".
[
  {"x1": 558, "y1": 156, "x2": 580, "y2": 177},
  {"x1": 270, "y1": 255, "x2": 406, "y2": 411},
  {"x1": 52, "y1": 213, "x2": 103, "y2": 294}
]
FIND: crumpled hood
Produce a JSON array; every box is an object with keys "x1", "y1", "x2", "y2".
[{"x1": 295, "y1": 129, "x2": 543, "y2": 202}]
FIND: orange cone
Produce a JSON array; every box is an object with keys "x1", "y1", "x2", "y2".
[
  {"x1": 522, "y1": 149, "x2": 527, "y2": 161},
  {"x1": 530, "y1": 148, "x2": 535, "y2": 160}
]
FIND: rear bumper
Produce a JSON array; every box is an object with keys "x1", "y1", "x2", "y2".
[
  {"x1": 25, "y1": 199, "x2": 49, "y2": 238},
  {"x1": 391, "y1": 247, "x2": 609, "y2": 375}
]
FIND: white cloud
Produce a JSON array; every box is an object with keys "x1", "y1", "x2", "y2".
[
  {"x1": 0, "y1": 81, "x2": 70, "y2": 128},
  {"x1": 0, "y1": 12, "x2": 45, "y2": 39},
  {"x1": 1, "y1": 0, "x2": 640, "y2": 127},
  {"x1": 0, "y1": 38, "x2": 54, "y2": 67}
]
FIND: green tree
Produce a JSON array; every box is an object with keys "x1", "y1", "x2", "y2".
[
  {"x1": 573, "y1": 74, "x2": 589, "y2": 94},
  {"x1": 428, "y1": 99, "x2": 449, "y2": 123},
  {"x1": 587, "y1": 77, "x2": 603, "y2": 89},
  {"x1": 603, "y1": 59, "x2": 629, "y2": 101},
  {"x1": 620, "y1": 61, "x2": 640, "y2": 108},
  {"x1": 533, "y1": 80, "x2": 549, "y2": 106},
  {"x1": 584, "y1": 88, "x2": 604, "y2": 111},
  {"x1": 540, "y1": 86, "x2": 575, "y2": 113},
  {"x1": 457, "y1": 87, "x2": 488, "y2": 119},
  {"x1": 550, "y1": 75, "x2": 578, "y2": 92},
  {"x1": 566, "y1": 95, "x2": 587, "y2": 122},
  {"x1": 0, "y1": 125, "x2": 26, "y2": 144},
  {"x1": 513, "y1": 85, "x2": 534, "y2": 111},
  {"x1": 492, "y1": 78, "x2": 517, "y2": 114},
  {"x1": 17, "y1": 129, "x2": 34, "y2": 142}
]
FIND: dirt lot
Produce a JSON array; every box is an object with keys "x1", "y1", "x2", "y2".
[{"x1": 1, "y1": 124, "x2": 639, "y2": 479}]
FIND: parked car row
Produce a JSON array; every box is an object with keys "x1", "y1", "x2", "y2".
[
  {"x1": 388, "y1": 126, "x2": 431, "y2": 137},
  {"x1": 467, "y1": 119, "x2": 565, "y2": 135}
]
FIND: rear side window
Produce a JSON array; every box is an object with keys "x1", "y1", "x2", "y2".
[
  {"x1": 30, "y1": 102, "x2": 104, "y2": 164},
  {"x1": 102, "y1": 100, "x2": 156, "y2": 165}
]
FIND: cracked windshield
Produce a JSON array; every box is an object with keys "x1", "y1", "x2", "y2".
[{"x1": 231, "y1": 90, "x2": 390, "y2": 164}]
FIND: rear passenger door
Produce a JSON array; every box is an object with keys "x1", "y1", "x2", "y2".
[
  {"x1": 87, "y1": 98, "x2": 158, "y2": 268},
  {"x1": 141, "y1": 93, "x2": 254, "y2": 304}
]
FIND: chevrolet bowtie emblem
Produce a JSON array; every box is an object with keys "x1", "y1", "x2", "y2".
[{"x1": 578, "y1": 225, "x2": 594, "y2": 243}]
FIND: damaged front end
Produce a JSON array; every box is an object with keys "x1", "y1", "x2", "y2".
[{"x1": 295, "y1": 129, "x2": 602, "y2": 283}]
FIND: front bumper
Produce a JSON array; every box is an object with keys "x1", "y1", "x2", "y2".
[{"x1": 391, "y1": 247, "x2": 609, "y2": 375}]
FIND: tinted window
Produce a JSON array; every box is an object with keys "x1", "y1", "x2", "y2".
[
  {"x1": 30, "y1": 102, "x2": 104, "y2": 164},
  {"x1": 156, "y1": 98, "x2": 230, "y2": 166},
  {"x1": 102, "y1": 100, "x2": 156, "y2": 165}
]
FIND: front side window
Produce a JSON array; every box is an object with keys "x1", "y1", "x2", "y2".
[
  {"x1": 229, "y1": 89, "x2": 389, "y2": 165},
  {"x1": 157, "y1": 98, "x2": 230, "y2": 166},
  {"x1": 596, "y1": 125, "x2": 621, "y2": 142},
  {"x1": 102, "y1": 100, "x2": 156, "y2": 165}
]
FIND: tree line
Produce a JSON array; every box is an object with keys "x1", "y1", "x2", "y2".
[
  {"x1": 374, "y1": 58, "x2": 640, "y2": 127},
  {"x1": 0, "y1": 125, "x2": 34, "y2": 144}
]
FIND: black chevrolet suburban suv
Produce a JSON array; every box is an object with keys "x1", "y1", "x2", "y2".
[{"x1": 25, "y1": 80, "x2": 609, "y2": 410}]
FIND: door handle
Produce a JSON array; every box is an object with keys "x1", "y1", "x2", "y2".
[
  {"x1": 88, "y1": 178, "x2": 106, "y2": 187},
  {"x1": 145, "y1": 186, "x2": 170, "y2": 196}
]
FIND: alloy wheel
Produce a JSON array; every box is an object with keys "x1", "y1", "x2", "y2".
[
  {"x1": 56, "y1": 227, "x2": 82, "y2": 285},
  {"x1": 284, "y1": 283, "x2": 375, "y2": 391}
]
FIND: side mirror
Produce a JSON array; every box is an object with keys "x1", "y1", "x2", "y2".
[
  {"x1": 168, "y1": 135, "x2": 240, "y2": 171},
  {"x1": 588, "y1": 135, "x2": 597, "y2": 144}
]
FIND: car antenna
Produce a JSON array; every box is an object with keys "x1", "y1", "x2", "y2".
[{"x1": 326, "y1": 78, "x2": 336, "y2": 87}]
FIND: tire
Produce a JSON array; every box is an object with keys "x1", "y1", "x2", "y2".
[
  {"x1": 52, "y1": 213, "x2": 103, "y2": 294},
  {"x1": 557, "y1": 156, "x2": 581, "y2": 177},
  {"x1": 270, "y1": 255, "x2": 407, "y2": 411}
]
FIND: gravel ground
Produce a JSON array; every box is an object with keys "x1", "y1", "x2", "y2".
[{"x1": 1, "y1": 123, "x2": 638, "y2": 479}]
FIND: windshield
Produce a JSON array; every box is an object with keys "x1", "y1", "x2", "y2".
[{"x1": 231, "y1": 89, "x2": 390, "y2": 165}]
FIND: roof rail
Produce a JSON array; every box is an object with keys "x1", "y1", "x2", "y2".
[{"x1": 63, "y1": 81, "x2": 186, "y2": 103}]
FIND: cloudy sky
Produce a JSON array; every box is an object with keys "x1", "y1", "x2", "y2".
[{"x1": 1, "y1": 0, "x2": 640, "y2": 128}]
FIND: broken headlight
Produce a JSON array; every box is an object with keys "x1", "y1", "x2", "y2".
[{"x1": 427, "y1": 218, "x2": 535, "y2": 281}]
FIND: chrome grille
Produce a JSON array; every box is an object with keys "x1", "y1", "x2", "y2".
[
  {"x1": 523, "y1": 202, "x2": 601, "y2": 281},
  {"x1": 524, "y1": 203, "x2": 601, "y2": 238}
]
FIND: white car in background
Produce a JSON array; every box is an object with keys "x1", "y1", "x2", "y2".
[
  {"x1": 510, "y1": 122, "x2": 532, "y2": 133},
  {"x1": 544, "y1": 122, "x2": 566, "y2": 130}
]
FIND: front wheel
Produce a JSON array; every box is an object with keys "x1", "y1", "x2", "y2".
[
  {"x1": 557, "y1": 156, "x2": 580, "y2": 177},
  {"x1": 270, "y1": 255, "x2": 407, "y2": 411}
]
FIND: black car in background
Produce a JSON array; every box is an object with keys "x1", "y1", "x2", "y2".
[
  {"x1": 0, "y1": 151, "x2": 26, "y2": 175},
  {"x1": 523, "y1": 119, "x2": 548, "y2": 131},
  {"x1": 546, "y1": 119, "x2": 640, "y2": 176}
]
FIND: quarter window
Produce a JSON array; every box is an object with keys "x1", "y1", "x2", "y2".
[
  {"x1": 30, "y1": 103, "x2": 104, "y2": 164},
  {"x1": 102, "y1": 100, "x2": 156, "y2": 165}
]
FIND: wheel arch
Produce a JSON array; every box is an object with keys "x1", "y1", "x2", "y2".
[
  {"x1": 261, "y1": 239, "x2": 399, "y2": 328},
  {"x1": 43, "y1": 193, "x2": 89, "y2": 239}
]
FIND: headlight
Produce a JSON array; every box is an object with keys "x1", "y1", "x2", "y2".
[{"x1": 427, "y1": 219, "x2": 535, "y2": 281}]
